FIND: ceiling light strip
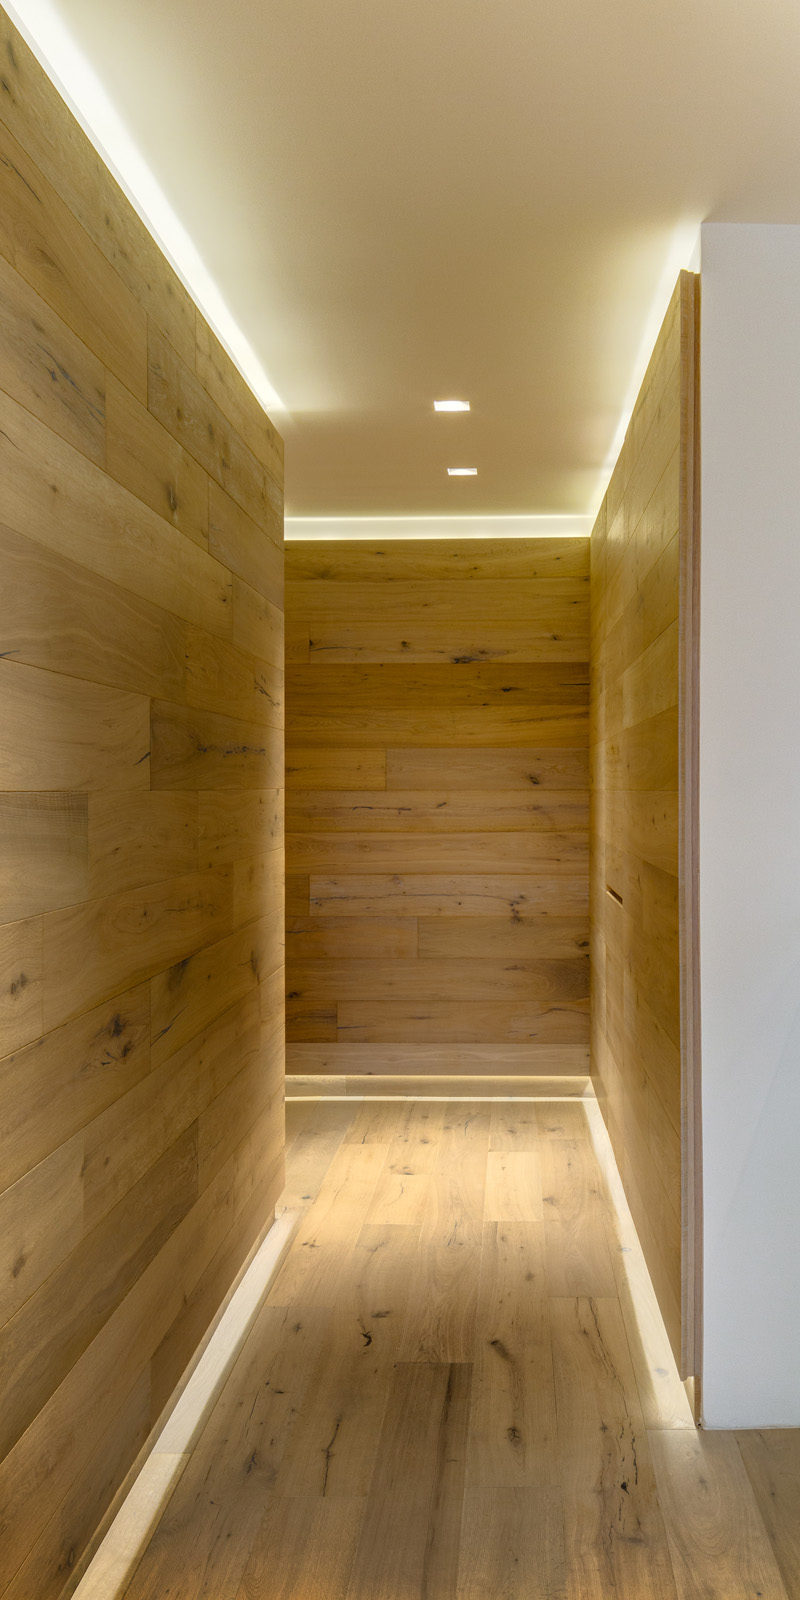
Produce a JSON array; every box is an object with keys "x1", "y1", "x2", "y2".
[
  {"x1": 4, "y1": 0, "x2": 286, "y2": 416},
  {"x1": 591, "y1": 220, "x2": 701, "y2": 515},
  {"x1": 285, "y1": 514, "x2": 593, "y2": 541}
]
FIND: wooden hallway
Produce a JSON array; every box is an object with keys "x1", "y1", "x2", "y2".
[{"x1": 86, "y1": 1087, "x2": 800, "y2": 1600}]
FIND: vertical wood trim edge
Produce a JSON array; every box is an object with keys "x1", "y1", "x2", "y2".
[{"x1": 678, "y1": 269, "x2": 703, "y2": 1386}]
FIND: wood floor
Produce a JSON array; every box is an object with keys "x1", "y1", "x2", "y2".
[{"x1": 105, "y1": 1089, "x2": 800, "y2": 1600}]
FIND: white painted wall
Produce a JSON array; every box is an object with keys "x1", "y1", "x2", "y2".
[{"x1": 699, "y1": 222, "x2": 800, "y2": 1427}]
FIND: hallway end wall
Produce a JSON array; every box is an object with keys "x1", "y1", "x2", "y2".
[
  {"x1": 0, "y1": 14, "x2": 285, "y2": 1596},
  {"x1": 285, "y1": 537, "x2": 589, "y2": 1077},
  {"x1": 590, "y1": 272, "x2": 699, "y2": 1373}
]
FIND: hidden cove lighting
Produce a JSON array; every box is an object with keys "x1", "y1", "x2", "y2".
[
  {"x1": 434, "y1": 399, "x2": 470, "y2": 412},
  {"x1": 447, "y1": 466, "x2": 478, "y2": 476},
  {"x1": 4, "y1": 0, "x2": 286, "y2": 417}
]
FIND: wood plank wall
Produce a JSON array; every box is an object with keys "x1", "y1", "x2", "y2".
[
  {"x1": 0, "y1": 15, "x2": 285, "y2": 1596},
  {"x1": 285, "y1": 538, "x2": 590, "y2": 1077},
  {"x1": 590, "y1": 271, "x2": 699, "y2": 1374}
]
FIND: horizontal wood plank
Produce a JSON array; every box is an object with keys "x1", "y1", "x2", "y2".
[
  {"x1": 287, "y1": 788, "x2": 588, "y2": 832},
  {"x1": 0, "y1": 915, "x2": 43, "y2": 1058},
  {"x1": 148, "y1": 327, "x2": 281, "y2": 537},
  {"x1": 0, "y1": 1127, "x2": 198, "y2": 1462},
  {"x1": 198, "y1": 790, "x2": 284, "y2": 867},
  {"x1": 0, "y1": 388, "x2": 232, "y2": 635},
  {"x1": 297, "y1": 620, "x2": 589, "y2": 663},
  {"x1": 87, "y1": 793, "x2": 198, "y2": 898},
  {"x1": 309, "y1": 874, "x2": 589, "y2": 917},
  {"x1": 287, "y1": 660, "x2": 589, "y2": 711},
  {"x1": 285, "y1": 536, "x2": 589, "y2": 582},
  {"x1": 42, "y1": 870, "x2": 233, "y2": 1030},
  {"x1": 0, "y1": 793, "x2": 87, "y2": 920},
  {"x1": 81, "y1": 994, "x2": 261, "y2": 1230},
  {"x1": 417, "y1": 915, "x2": 589, "y2": 959},
  {"x1": 150, "y1": 701, "x2": 283, "y2": 790},
  {"x1": 0, "y1": 521, "x2": 187, "y2": 701},
  {"x1": 0, "y1": 659, "x2": 150, "y2": 791},
  {"x1": 386, "y1": 747, "x2": 589, "y2": 790},
  {"x1": 231, "y1": 576, "x2": 284, "y2": 669},
  {"x1": 286, "y1": 916, "x2": 418, "y2": 959},
  {"x1": 288, "y1": 831, "x2": 587, "y2": 873},
  {"x1": 208, "y1": 480, "x2": 283, "y2": 606},
  {"x1": 195, "y1": 316, "x2": 283, "y2": 481},
  {"x1": 289, "y1": 578, "x2": 587, "y2": 625},
  {"x1": 149, "y1": 916, "x2": 277, "y2": 1068},
  {"x1": 0, "y1": 1134, "x2": 84, "y2": 1330},
  {"x1": 287, "y1": 705, "x2": 588, "y2": 748},
  {"x1": 0, "y1": 984, "x2": 151, "y2": 1196},
  {"x1": 286, "y1": 747, "x2": 387, "y2": 790},
  {"x1": 285, "y1": 1043, "x2": 590, "y2": 1076},
  {"x1": 105, "y1": 374, "x2": 208, "y2": 549},
  {"x1": 0, "y1": 119, "x2": 146, "y2": 398},
  {"x1": 184, "y1": 624, "x2": 283, "y2": 726},
  {"x1": 335, "y1": 999, "x2": 589, "y2": 1044},
  {"x1": 0, "y1": 249, "x2": 105, "y2": 463},
  {"x1": 287, "y1": 957, "x2": 589, "y2": 1004}
]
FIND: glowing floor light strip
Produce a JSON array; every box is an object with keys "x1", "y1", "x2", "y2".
[
  {"x1": 4, "y1": 0, "x2": 286, "y2": 417},
  {"x1": 583, "y1": 1096, "x2": 695, "y2": 1428},
  {"x1": 71, "y1": 1208, "x2": 300, "y2": 1597}
]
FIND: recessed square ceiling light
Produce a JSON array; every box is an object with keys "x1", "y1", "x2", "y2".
[
  {"x1": 447, "y1": 466, "x2": 477, "y2": 476},
  {"x1": 434, "y1": 399, "x2": 470, "y2": 412}
]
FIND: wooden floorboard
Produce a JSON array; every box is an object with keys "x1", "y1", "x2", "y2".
[
  {"x1": 97, "y1": 1092, "x2": 798, "y2": 1600},
  {"x1": 736, "y1": 1431, "x2": 800, "y2": 1598}
]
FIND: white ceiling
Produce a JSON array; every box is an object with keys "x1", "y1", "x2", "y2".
[{"x1": 29, "y1": 0, "x2": 800, "y2": 515}]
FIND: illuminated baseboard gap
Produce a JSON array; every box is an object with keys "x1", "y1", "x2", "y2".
[{"x1": 70, "y1": 1208, "x2": 299, "y2": 1597}]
